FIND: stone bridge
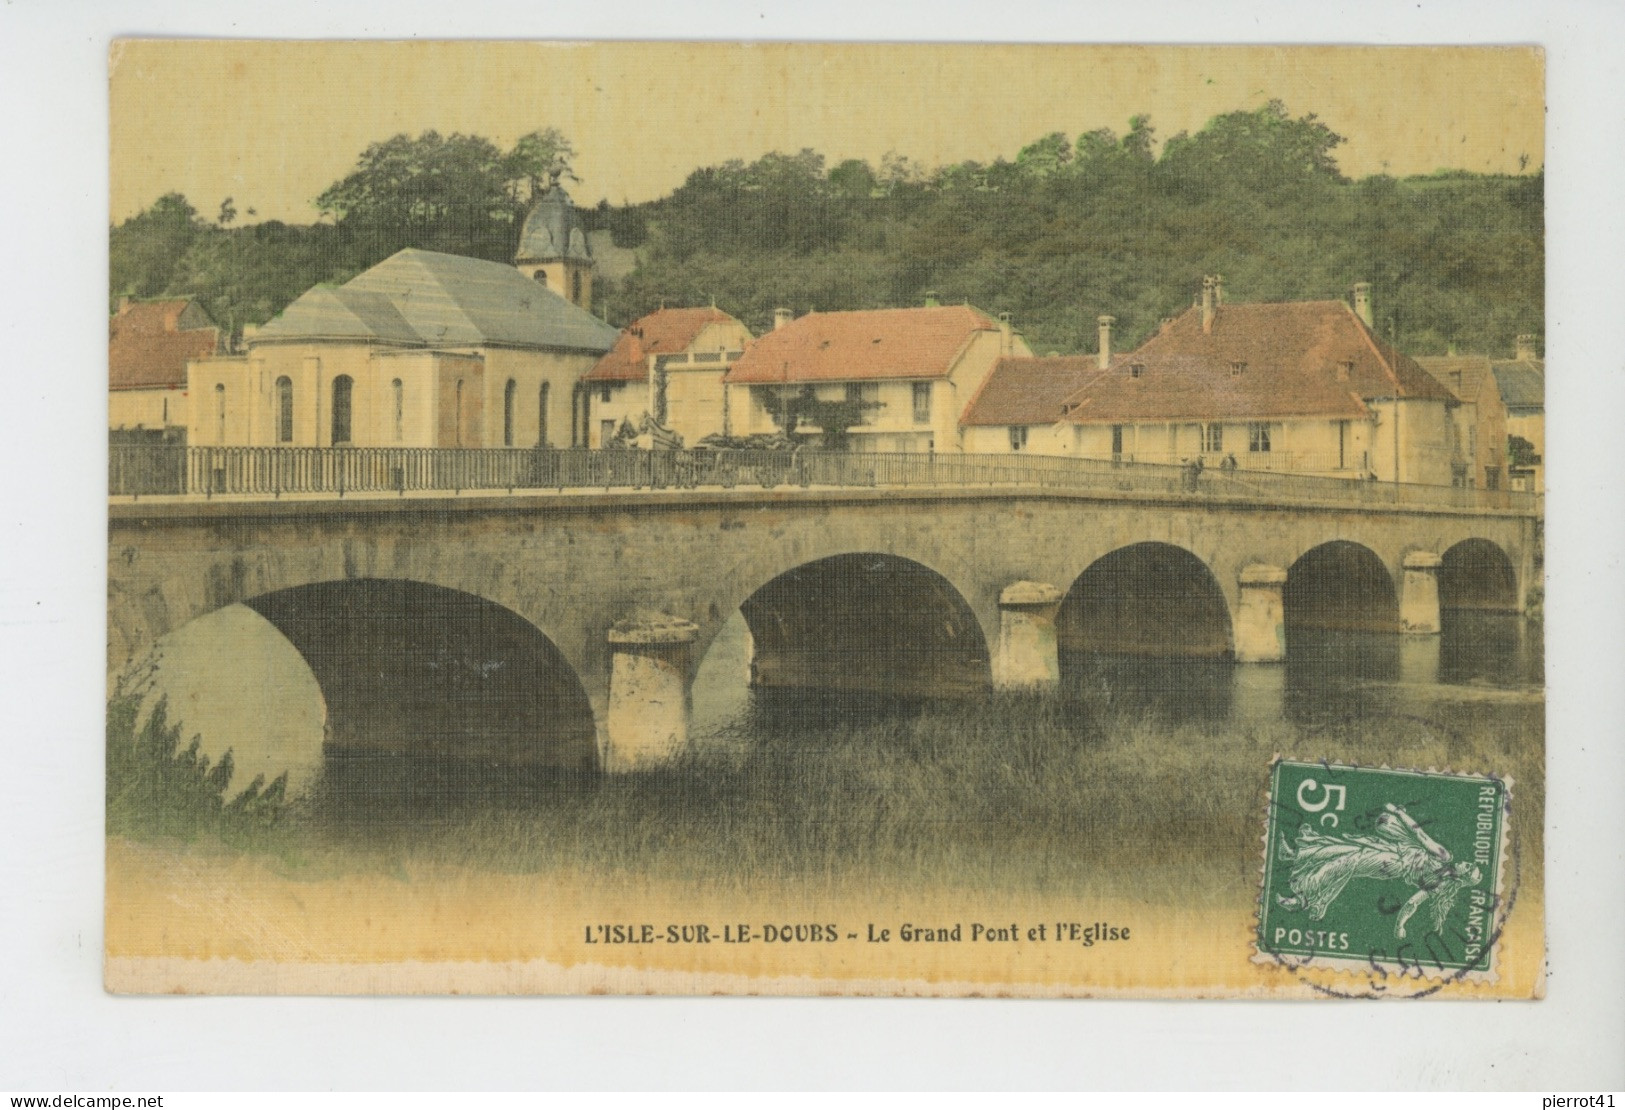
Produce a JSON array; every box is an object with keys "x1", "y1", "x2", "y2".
[{"x1": 107, "y1": 484, "x2": 1537, "y2": 772}]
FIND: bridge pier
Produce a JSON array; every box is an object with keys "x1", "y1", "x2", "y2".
[
  {"x1": 605, "y1": 613, "x2": 698, "y2": 772},
  {"x1": 1234, "y1": 564, "x2": 1288, "y2": 663},
  {"x1": 994, "y1": 581, "x2": 1063, "y2": 690},
  {"x1": 1400, "y1": 551, "x2": 1443, "y2": 635}
]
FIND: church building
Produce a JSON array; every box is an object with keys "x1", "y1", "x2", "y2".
[{"x1": 169, "y1": 185, "x2": 617, "y2": 450}]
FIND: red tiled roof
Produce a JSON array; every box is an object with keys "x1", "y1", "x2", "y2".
[
  {"x1": 585, "y1": 306, "x2": 737, "y2": 383},
  {"x1": 109, "y1": 299, "x2": 219, "y2": 390},
  {"x1": 961, "y1": 355, "x2": 1100, "y2": 426},
  {"x1": 725, "y1": 305, "x2": 995, "y2": 384},
  {"x1": 1056, "y1": 299, "x2": 1453, "y2": 424}
]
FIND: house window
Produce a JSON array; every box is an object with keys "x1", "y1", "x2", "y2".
[
  {"x1": 331, "y1": 375, "x2": 353, "y2": 444},
  {"x1": 1231, "y1": 361, "x2": 1247, "y2": 377},
  {"x1": 1248, "y1": 422, "x2": 1272, "y2": 453},
  {"x1": 571, "y1": 270, "x2": 583, "y2": 305},
  {"x1": 1201, "y1": 423, "x2": 1223, "y2": 453},
  {"x1": 599, "y1": 383, "x2": 612, "y2": 404},
  {"x1": 275, "y1": 376, "x2": 294, "y2": 443},
  {"x1": 391, "y1": 378, "x2": 404, "y2": 441},
  {"x1": 538, "y1": 382, "x2": 551, "y2": 447},
  {"x1": 1009, "y1": 425, "x2": 1029, "y2": 451},
  {"x1": 454, "y1": 379, "x2": 465, "y2": 447},
  {"x1": 214, "y1": 383, "x2": 226, "y2": 444},
  {"x1": 1484, "y1": 467, "x2": 1501, "y2": 491},
  {"x1": 503, "y1": 379, "x2": 517, "y2": 446},
  {"x1": 1338, "y1": 360, "x2": 1353, "y2": 382},
  {"x1": 534, "y1": 271, "x2": 547, "y2": 288},
  {"x1": 1111, "y1": 425, "x2": 1125, "y2": 457},
  {"x1": 913, "y1": 382, "x2": 932, "y2": 424},
  {"x1": 1129, "y1": 363, "x2": 1145, "y2": 379},
  {"x1": 845, "y1": 382, "x2": 880, "y2": 424}
]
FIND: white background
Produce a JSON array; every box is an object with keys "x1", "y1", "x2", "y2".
[{"x1": 1, "y1": 0, "x2": 1621, "y2": 1092}]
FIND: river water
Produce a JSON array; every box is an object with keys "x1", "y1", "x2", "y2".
[
  {"x1": 690, "y1": 608, "x2": 1543, "y2": 742},
  {"x1": 141, "y1": 603, "x2": 1542, "y2": 822}
]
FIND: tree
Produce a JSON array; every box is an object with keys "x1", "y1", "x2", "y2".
[
  {"x1": 755, "y1": 386, "x2": 878, "y2": 449},
  {"x1": 829, "y1": 158, "x2": 878, "y2": 199},
  {"x1": 505, "y1": 127, "x2": 578, "y2": 202},
  {"x1": 1016, "y1": 131, "x2": 1072, "y2": 176},
  {"x1": 315, "y1": 131, "x2": 520, "y2": 263},
  {"x1": 1159, "y1": 99, "x2": 1346, "y2": 200},
  {"x1": 110, "y1": 193, "x2": 205, "y2": 301}
]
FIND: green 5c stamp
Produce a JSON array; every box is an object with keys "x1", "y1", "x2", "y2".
[{"x1": 1256, "y1": 760, "x2": 1511, "y2": 982}]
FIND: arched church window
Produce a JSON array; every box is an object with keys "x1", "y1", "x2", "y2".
[
  {"x1": 331, "y1": 375, "x2": 353, "y2": 445},
  {"x1": 503, "y1": 379, "x2": 517, "y2": 446},
  {"x1": 214, "y1": 383, "x2": 226, "y2": 444},
  {"x1": 572, "y1": 270, "x2": 583, "y2": 304},
  {"x1": 538, "y1": 382, "x2": 551, "y2": 447},
  {"x1": 391, "y1": 378, "x2": 404, "y2": 441},
  {"x1": 275, "y1": 376, "x2": 294, "y2": 443}
]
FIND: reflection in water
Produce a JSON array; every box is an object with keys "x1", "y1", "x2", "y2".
[
  {"x1": 1440, "y1": 610, "x2": 1543, "y2": 687},
  {"x1": 693, "y1": 610, "x2": 1543, "y2": 739}
]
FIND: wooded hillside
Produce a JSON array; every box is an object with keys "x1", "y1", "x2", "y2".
[{"x1": 111, "y1": 102, "x2": 1543, "y2": 358}]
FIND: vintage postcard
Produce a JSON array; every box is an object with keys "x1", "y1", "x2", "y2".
[{"x1": 105, "y1": 40, "x2": 1544, "y2": 997}]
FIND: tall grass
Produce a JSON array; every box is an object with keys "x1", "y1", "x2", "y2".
[
  {"x1": 261, "y1": 688, "x2": 1542, "y2": 902},
  {"x1": 106, "y1": 664, "x2": 288, "y2": 844}
]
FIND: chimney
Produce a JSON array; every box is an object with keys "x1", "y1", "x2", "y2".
[
  {"x1": 1515, "y1": 333, "x2": 1538, "y2": 361},
  {"x1": 1201, "y1": 277, "x2": 1216, "y2": 333},
  {"x1": 923, "y1": 290, "x2": 941, "y2": 308},
  {"x1": 1213, "y1": 274, "x2": 1224, "y2": 305},
  {"x1": 998, "y1": 311, "x2": 1014, "y2": 355},
  {"x1": 773, "y1": 307, "x2": 793, "y2": 331},
  {"x1": 1097, "y1": 315, "x2": 1115, "y2": 370},
  {"x1": 1353, "y1": 281, "x2": 1374, "y2": 328}
]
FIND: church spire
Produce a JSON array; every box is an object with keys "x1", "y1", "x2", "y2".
[{"x1": 514, "y1": 179, "x2": 596, "y2": 310}]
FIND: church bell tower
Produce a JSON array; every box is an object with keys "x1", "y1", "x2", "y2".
[{"x1": 514, "y1": 174, "x2": 596, "y2": 311}]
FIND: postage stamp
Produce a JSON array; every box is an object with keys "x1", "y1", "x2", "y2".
[{"x1": 1256, "y1": 760, "x2": 1512, "y2": 985}]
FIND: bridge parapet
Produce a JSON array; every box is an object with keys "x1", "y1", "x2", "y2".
[{"x1": 109, "y1": 445, "x2": 1541, "y2": 517}]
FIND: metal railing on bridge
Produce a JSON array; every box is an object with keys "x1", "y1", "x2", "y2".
[{"x1": 106, "y1": 445, "x2": 1539, "y2": 513}]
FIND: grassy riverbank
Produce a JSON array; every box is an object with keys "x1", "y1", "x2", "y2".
[{"x1": 112, "y1": 687, "x2": 1543, "y2": 903}]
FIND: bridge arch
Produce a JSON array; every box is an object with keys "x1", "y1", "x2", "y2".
[
  {"x1": 720, "y1": 552, "x2": 992, "y2": 700},
  {"x1": 1283, "y1": 540, "x2": 1399, "y2": 632},
  {"x1": 1057, "y1": 542, "x2": 1234, "y2": 658},
  {"x1": 240, "y1": 579, "x2": 598, "y2": 771},
  {"x1": 1439, "y1": 539, "x2": 1520, "y2": 612}
]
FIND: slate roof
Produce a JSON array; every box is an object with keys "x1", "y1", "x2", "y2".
[
  {"x1": 961, "y1": 355, "x2": 1100, "y2": 426},
  {"x1": 1491, "y1": 359, "x2": 1544, "y2": 410},
  {"x1": 251, "y1": 286, "x2": 421, "y2": 345},
  {"x1": 1054, "y1": 299, "x2": 1453, "y2": 425},
  {"x1": 586, "y1": 307, "x2": 740, "y2": 383},
  {"x1": 514, "y1": 185, "x2": 594, "y2": 265},
  {"x1": 256, "y1": 249, "x2": 618, "y2": 353},
  {"x1": 726, "y1": 305, "x2": 996, "y2": 385},
  {"x1": 109, "y1": 298, "x2": 220, "y2": 390}
]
